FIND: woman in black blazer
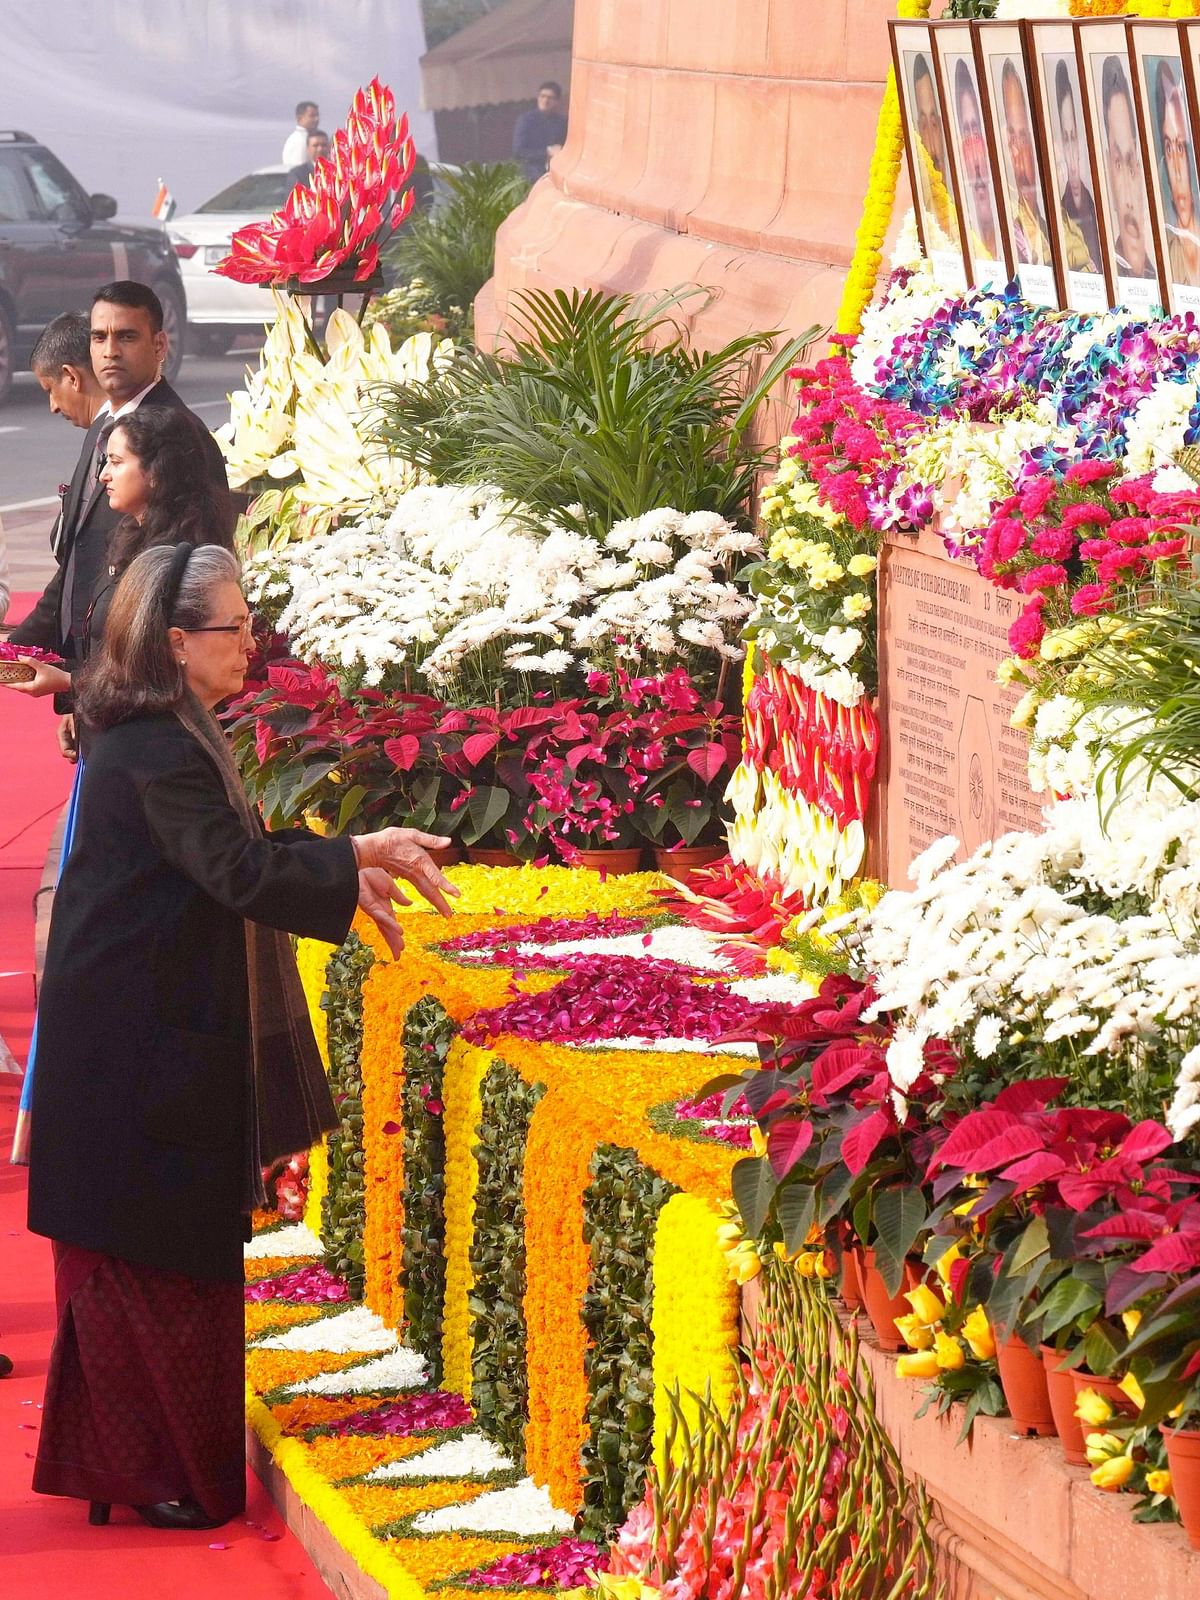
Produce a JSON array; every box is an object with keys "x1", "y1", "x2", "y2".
[{"x1": 27, "y1": 542, "x2": 456, "y2": 1531}]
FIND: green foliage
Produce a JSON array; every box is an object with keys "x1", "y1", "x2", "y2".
[
  {"x1": 367, "y1": 286, "x2": 819, "y2": 540},
  {"x1": 469, "y1": 1059, "x2": 546, "y2": 1465},
  {"x1": 421, "y1": 0, "x2": 492, "y2": 49},
  {"x1": 320, "y1": 933, "x2": 376, "y2": 1297},
  {"x1": 579, "y1": 1145, "x2": 678, "y2": 1540},
  {"x1": 399, "y1": 998, "x2": 457, "y2": 1383},
  {"x1": 1077, "y1": 580, "x2": 1200, "y2": 802},
  {"x1": 389, "y1": 163, "x2": 529, "y2": 326}
]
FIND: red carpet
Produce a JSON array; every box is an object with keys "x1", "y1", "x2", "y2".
[{"x1": 0, "y1": 597, "x2": 327, "y2": 1597}]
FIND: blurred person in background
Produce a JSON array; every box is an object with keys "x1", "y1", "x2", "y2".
[
  {"x1": 288, "y1": 127, "x2": 330, "y2": 187},
  {"x1": 282, "y1": 99, "x2": 320, "y2": 166},
  {"x1": 513, "y1": 81, "x2": 566, "y2": 182}
]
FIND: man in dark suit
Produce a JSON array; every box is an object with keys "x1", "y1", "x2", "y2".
[
  {"x1": 287, "y1": 128, "x2": 330, "y2": 188},
  {"x1": 8, "y1": 282, "x2": 228, "y2": 699}
]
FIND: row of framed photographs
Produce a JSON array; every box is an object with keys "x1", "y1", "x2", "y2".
[{"x1": 892, "y1": 18, "x2": 1200, "y2": 316}]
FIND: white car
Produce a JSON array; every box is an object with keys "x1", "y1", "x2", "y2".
[{"x1": 168, "y1": 166, "x2": 296, "y2": 354}]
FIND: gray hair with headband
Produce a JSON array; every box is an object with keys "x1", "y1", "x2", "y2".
[{"x1": 77, "y1": 543, "x2": 242, "y2": 730}]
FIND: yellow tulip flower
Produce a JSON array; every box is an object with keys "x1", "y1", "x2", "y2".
[
  {"x1": 1085, "y1": 1430, "x2": 1125, "y2": 1467},
  {"x1": 934, "y1": 1331, "x2": 965, "y2": 1372},
  {"x1": 1074, "y1": 1387, "x2": 1114, "y2": 1427},
  {"x1": 1146, "y1": 1470, "x2": 1173, "y2": 1497},
  {"x1": 1118, "y1": 1372, "x2": 1145, "y2": 1411},
  {"x1": 905, "y1": 1284, "x2": 946, "y2": 1327},
  {"x1": 894, "y1": 1313, "x2": 934, "y2": 1351},
  {"x1": 962, "y1": 1306, "x2": 996, "y2": 1361},
  {"x1": 896, "y1": 1350, "x2": 941, "y2": 1380},
  {"x1": 1090, "y1": 1454, "x2": 1135, "y2": 1492}
]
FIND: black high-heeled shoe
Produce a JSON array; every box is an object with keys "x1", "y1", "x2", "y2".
[
  {"x1": 133, "y1": 1498, "x2": 225, "y2": 1531},
  {"x1": 88, "y1": 1501, "x2": 110, "y2": 1526}
]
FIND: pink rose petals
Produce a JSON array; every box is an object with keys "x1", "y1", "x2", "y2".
[
  {"x1": 461, "y1": 956, "x2": 805, "y2": 1047},
  {"x1": 325, "y1": 1389, "x2": 472, "y2": 1437},
  {"x1": 464, "y1": 1537, "x2": 608, "y2": 1588},
  {"x1": 244, "y1": 1263, "x2": 351, "y2": 1304},
  {"x1": 442, "y1": 910, "x2": 651, "y2": 955}
]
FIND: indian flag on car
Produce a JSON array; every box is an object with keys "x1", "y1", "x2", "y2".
[{"x1": 151, "y1": 180, "x2": 176, "y2": 222}]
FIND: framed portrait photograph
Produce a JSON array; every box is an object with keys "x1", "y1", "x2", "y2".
[
  {"x1": 891, "y1": 20, "x2": 969, "y2": 291},
  {"x1": 931, "y1": 21, "x2": 1010, "y2": 289},
  {"x1": 973, "y1": 22, "x2": 1059, "y2": 308},
  {"x1": 1076, "y1": 20, "x2": 1165, "y2": 315},
  {"x1": 1132, "y1": 22, "x2": 1200, "y2": 313},
  {"x1": 1025, "y1": 20, "x2": 1111, "y2": 313}
]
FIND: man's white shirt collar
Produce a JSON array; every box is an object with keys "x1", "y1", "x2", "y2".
[{"x1": 97, "y1": 379, "x2": 159, "y2": 425}]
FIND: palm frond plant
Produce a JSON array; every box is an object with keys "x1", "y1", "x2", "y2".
[
  {"x1": 366, "y1": 285, "x2": 819, "y2": 538},
  {"x1": 386, "y1": 161, "x2": 530, "y2": 329},
  {"x1": 1080, "y1": 579, "x2": 1200, "y2": 801}
]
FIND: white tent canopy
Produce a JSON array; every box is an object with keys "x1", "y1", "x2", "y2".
[{"x1": 0, "y1": 0, "x2": 437, "y2": 221}]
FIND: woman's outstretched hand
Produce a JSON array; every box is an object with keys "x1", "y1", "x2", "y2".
[
  {"x1": 5, "y1": 658, "x2": 73, "y2": 698},
  {"x1": 351, "y1": 829, "x2": 460, "y2": 955},
  {"x1": 356, "y1": 867, "x2": 408, "y2": 957}
]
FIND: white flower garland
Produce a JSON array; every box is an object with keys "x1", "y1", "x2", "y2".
[
  {"x1": 412, "y1": 1479, "x2": 575, "y2": 1538},
  {"x1": 244, "y1": 1222, "x2": 323, "y2": 1259},
  {"x1": 366, "y1": 1433, "x2": 515, "y2": 1482},
  {"x1": 287, "y1": 1345, "x2": 429, "y2": 1396},
  {"x1": 256, "y1": 1304, "x2": 397, "y2": 1354}
]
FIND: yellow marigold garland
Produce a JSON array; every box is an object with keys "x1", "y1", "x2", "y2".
[
  {"x1": 244, "y1": 1300, "x2": 325, "y2": 1340},
  {"x1": 296, "y1": 936, "x2": 337, "y2": 1239},
  {"x1": 441, "y1": 1037, "x2": 490, "y2": 1400},
  {"x1": 351, "y1": 875, "x2": 746, "y2": 1513},
  {"x1": 834, "y1": 0, "x2": 932, "y2": 338},
  {"x1": 651, "y1": 1193, "x2": 741, "y2": 1473},
  {"x1": 361, "y1": 957, "x2": 412, "y2": 1327},
  {"x1": 246, "y1": 1389, "x2": 427, "y2": 1600}
]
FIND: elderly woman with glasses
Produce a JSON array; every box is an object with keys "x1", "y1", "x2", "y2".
[{"x1": 26, "y1": 542, "x2": 458, "y2": 1532}]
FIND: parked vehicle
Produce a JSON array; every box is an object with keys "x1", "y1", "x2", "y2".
[
  {"x1": 0, "y1": 131, "x2": 186, "y2": 402},
  {"x1": 168, "y1": 167, "x2": 294, "y2": 355}
]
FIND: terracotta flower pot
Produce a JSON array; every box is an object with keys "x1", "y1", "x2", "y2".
[
  {"x1": 1162, "y1": 1427, "x2": 1200, "y2": 1551},
  {"x1": 1040, "y1": 1346, "x2": 1088, "y2": 1464},
  {"x1": 465, "y1": 847, "x2": 522, "y2": 868},
  {"x1": 860, "y1": 1248, "x2": 918, "y2": 1352},
  {"x1": 653, "y1": 845, "x2": 726, "y2": 883},
  {"x1": 1070, "y1": 1366, "x2": 1140, "y2": 1422},
  {"x1": 425, "y1": 845, "x2": 462, "y2": 868},
  {"x1": 996, "y1": 1332, "x2": 1056, "y2": 1437},
  {"x1": 572, "y1": 848, "x2": 645, "y2": 876},
  {"x1": 839, "y1": 1241, "x2": 864, "y2": 1312}
]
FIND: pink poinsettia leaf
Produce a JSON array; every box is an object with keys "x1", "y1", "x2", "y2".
[{"x1": 766, "y1": 1117, "x2": 815, "y2": 1178}]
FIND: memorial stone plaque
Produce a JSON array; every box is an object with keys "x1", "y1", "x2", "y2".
[{"x1": 876, "y1": 525, "x2": 1046, "y2": 888}]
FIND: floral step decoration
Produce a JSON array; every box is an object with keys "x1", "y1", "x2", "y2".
[
  {"x1": 245, "y1": 1217, "x2": 606, "y2": 1599},
  {"x1": 271, "y1": 864, "x2": 821, "y2": 1576}
]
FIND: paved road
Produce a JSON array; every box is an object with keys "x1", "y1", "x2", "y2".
[{"x1": 1, "y1": 346, "x2": 251, "y2": 597}]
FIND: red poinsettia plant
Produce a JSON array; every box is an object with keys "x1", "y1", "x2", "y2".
[
  {"x1": 217, "y1": 78, "x2": 416, "y2": 285},
  {"x1": 707, "y1": 975, "x2": 956, "y2": 1281}
]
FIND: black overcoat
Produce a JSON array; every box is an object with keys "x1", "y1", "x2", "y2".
[{"x1": 27, "y1": 713, "x2": 358, "y2": 1283}]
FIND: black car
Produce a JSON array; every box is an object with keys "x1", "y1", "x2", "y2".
[{"x1": 0, "y1": 131, "x2": 186, "y2": 403}]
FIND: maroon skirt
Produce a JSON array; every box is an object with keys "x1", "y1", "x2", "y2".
[{"x1": 33, "y1": 1242, "x2": 246, "y2": 1522}]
